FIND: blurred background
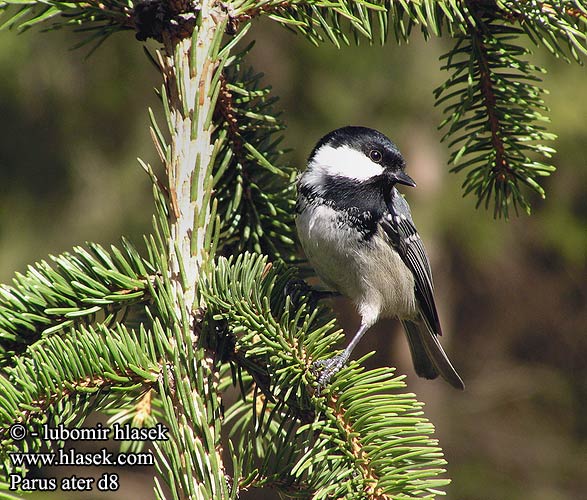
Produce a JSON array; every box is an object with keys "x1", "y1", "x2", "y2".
[{"x1": 1, "y1": 16, "x2": 585, "y2": 500}]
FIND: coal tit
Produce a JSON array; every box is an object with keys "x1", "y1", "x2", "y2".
[{"x1": 295, "y1": 126, "x2": 464, "y2": 390}]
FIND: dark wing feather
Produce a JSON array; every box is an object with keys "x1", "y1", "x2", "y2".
[
  {"x1": 380, "y1": 205, "x2": 442, "y2": 335},
  {"x1": 380, "y1": 192, "x2": 464, "y2": 389}
]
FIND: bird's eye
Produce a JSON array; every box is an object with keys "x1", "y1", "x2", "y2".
[{"x1": 369, "y1": 150, "x2": 382, "y2": 163}]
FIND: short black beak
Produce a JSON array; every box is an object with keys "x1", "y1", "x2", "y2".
[{"x1": 393, "y1": 171, "x2": 416, "y2": 187}]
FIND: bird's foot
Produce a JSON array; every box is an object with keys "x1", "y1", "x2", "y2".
[{"x1": 312, "y1": 353, "x2": 349, "y2": 389}]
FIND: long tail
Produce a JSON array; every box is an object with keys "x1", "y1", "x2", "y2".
[{"x1": 401, "y1": 320, "x2": 465, "y2": 390}]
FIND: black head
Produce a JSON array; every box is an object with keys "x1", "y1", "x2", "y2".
[{"x1": 308, "y1": 126, "x2": 416, "y2": 188}]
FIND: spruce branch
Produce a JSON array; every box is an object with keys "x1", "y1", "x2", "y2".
[
  {"x1": 500, "y1": 0, "x2": 587, "y2": 60},
  {"x1": 0, "y1": 241, "x2": 155, "y2": 364},
  {"x1": 231, "y1": 0, "x2": 386, "y2": 47},
  {"x1": 0, "y1": 323, "x2": 159, "y2": 478},
  {"x1": 157, "y1": 1, "x2": 229, "y2": 308},
  {"x1": 201, "y1": 253, "x2": 449, "y2": 498},
  {"x1": 0, "y1": 0, "x2": 205, "y2": 50},
  {"x1": 380, "y1": 0, "x2": 467, "y2": 42},
  {"x1": 231, "y1": 1, "x2": 467, "y2": 46},
  {"x1": 0, "y1": 0, "x2": 134, "y2": 51},
  {"x1": 435, "y1": 11, "x2": 557, "y2": 217},
  {"x1": 144, "y1": 1, "x2": 235, "y2": 497},
  {"x1": 297, "y1": 364, "x2": 447, "y2": 499}
]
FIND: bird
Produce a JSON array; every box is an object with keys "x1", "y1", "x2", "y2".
[{"x1": 295, "y1": 126, "x2": 464, "y2": 390}]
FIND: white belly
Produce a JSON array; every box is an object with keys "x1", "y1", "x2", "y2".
[{"x1": 296, "y1": 204, "x2": 417, "y2": 327}]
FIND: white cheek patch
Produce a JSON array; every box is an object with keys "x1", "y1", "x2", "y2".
[{"x1": 311, "y1": 144, "x2": 384, "y2": 181}]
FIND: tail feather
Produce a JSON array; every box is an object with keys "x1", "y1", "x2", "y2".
[
  {"x1": 403, "y1": 321, "x2": 439, "y2": 380},
  {"x1": 402, "y1": 320, "x2": 465, "y2": 390}
]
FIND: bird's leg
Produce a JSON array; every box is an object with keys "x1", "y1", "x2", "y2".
[{"x1": 313, "y1": 322, "x2": 371, "y2": 387}]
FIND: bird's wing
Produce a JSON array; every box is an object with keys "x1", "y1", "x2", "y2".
[{"x1": 380, "y1": 198, "x2": 442, "y2": 335}]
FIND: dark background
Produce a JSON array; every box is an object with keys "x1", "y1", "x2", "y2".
[{"x1": 1, "y1": 17, "x2": 586, "y2": 500}]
